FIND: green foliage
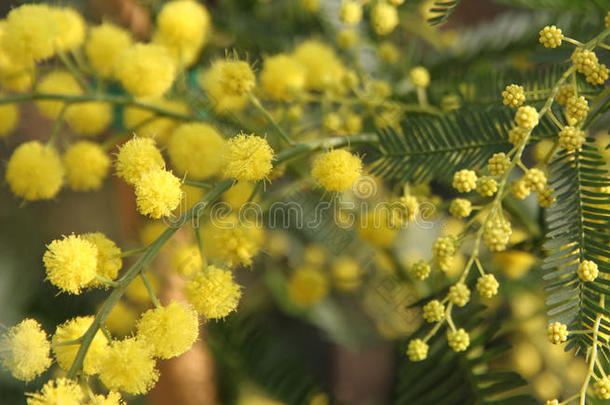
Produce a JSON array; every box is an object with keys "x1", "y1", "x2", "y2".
[
  {"x1": 495, "y1": 0, "x2": 610, "y2": 12},
  {"x1": 393, "y1": 308, "x2": 536, "y2": 405},
  {"x1": 427, "y1": 1, "x2": 462, "y2": 26},
  {"x1": 543, "y1": 142, "x2": 610, "y2": 354}
]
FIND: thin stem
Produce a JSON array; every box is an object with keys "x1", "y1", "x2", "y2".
[
  {"x1": 100, "y1": 326, "x2": 113, "y2": 344},
  {"x1": 57, "y1": 50, "x2": 89, "y2": 90},
  {"x1": 51, "y1": 337, "x2": 83, "y2": 347},
  {"x1": 563, "y1": 37, "x2": 585, "y2": 47},
  {"x1": 95, "y1": 275, "x2": 120, "y2": 288},
  {"x1": 580, "y1": 315, "x2": 602, "y2": 405},
  {"x1": 183, "y1": 179, "x2": 214, "y2": 189},
  {"x1": 194, "y1": 225, "x2": 208, "y2": 270},
  {"x1": 248, "y1": 91, "x2": 295, "y2": 145},
  {"x1": 118, "y1": 247, "x2": 148, "y2": 258},
  {"x1": 140, "y1": 272, "x2": 161, "y2": 308}
]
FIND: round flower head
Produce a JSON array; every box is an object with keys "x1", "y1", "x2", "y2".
[
  {"x1": 502, "y1": 84, "x2": 525, "y2": 107},
  {"x1": 514, "y1": 106, "x2": 539, "y2": 130},
  {"x1": 203, "y1": 215, "x2": 263, "y2": 267},
  {"x1": 301, "y1": 0, "x2": 320, "y2": 12},
  {"x1": 2, "y1": 4, "x2": 57, "y2": 66},
  {"x1": 406, "y1": 339, "x2": 428, "y2": 361},
  {"x1": 223, "y1": 133, "x2": 274, "y2": 182},
  {"x1": 571, "y1": 49, "x2": 599, "y2": 74},
  {"x1": 556, "y1": 85, "x2": 575, "y2": 106},
  {"x1": 432, "y1": 236, "x2": 456, "y2": 272},
  {"x1": 483, "y1": 217, "x2": 512, "y2": 252},
  {"x1": 523, "y1": 168, "x2": 547, "y2": 192},
  {"x1": 596, "y1": 377, "x2": 610, "y2": 400},
  {"x1": 43, "y1": 234, "x2": 98, "y2": 294},
  {"x1": 86, "y1": 23, "x2": 133, "y2": 78},
  {"x1": 422, "y1": 300, "x2": 445, "y2": 323},
  {"x1": 52, "y1": 7, "x2": 86, "y2": 52},
  {"x1": 288, "y1": 267, "x2": 329, "y2": 308},
  {"x1": 322, "y1": 112, "x2": 342, "y2": 133},
  {"x1": 409, "y1": 260, "x2": 431, "y2": 281},
  {"x1": 198, "y1": 60, "x2": 251, "y2": 114},
  {"x1": 35, "y1": 71, "x2": 82, "y2": 119},
  {"x1": 26, "y1": 378, "x2": 84, "y2": 405},
  {"x1": 0, "y1": 99, "x2": 18, "y2": 137},
  {"x1": 65, "y1": 101, "x2": 113, "y2": 136},
  {"x1": 487, "y1": 152, "x2": 510, "y2": 176},
  {"x1": 52, "y1": 316, "x2": 108, "y2": 375},
  {"x1": 1, "y1": 319, "x2": 52, "y2": 382},
  {"x1": 508, "y1": 126, "x2": 528, "y2": 146},
  {"x1": 6, "y1": 141, "x2": 64, "y2": 201},
  {"x1": 558, "y1": 126, "x2": 586, "y2": 152},
  {"x1": 547, "y1": 321, "x2": 568, "y2": 344},
  {"x1": 98, "y1": 337, "x2": 159, "y2": 395},
  {"x1": 136, "y1": 301, "x2": 199, "y2": 359},
  {"x1": 115, "y1": 43, "x2": 176, "y2": 97},
  {"x1": 293, "y1": 40, "x2": 346, "y2": 91},
  {"x1": 378, "y1": 41, "x2": 399, "y2": 63},
  {"x1": 63, "y1": 141, "x2": 111, "y2": 192},
  {"x1": 539, "y1": 25, "x2": 562, "y2": 48},
  {"x1": 452, "y1": 169, "x2": 477, "y2": 193},
  {"x1": 260, "y1": 54, "x2": 306, "y2": 101},
  {"x1": 167, "y1": 123, "x2": 226, "y2": 179},
  {"x1": 134, "y1": 169, "x2": 183, "y2": 218},
  {"x1": 447, "y1": 328, "x2": 470, "y2": 352},
  {"x1": 184, "y1": 266, "x2": 242, "y2": 319},
  {"x1": 155, "y1": 0, "x2": 210, "y2": 63},
  {"x1": 311, "y1": 149, "x2": 362, "y2": 192},
  {"x1": 358, "y1": 210, "x2": 399, "y2": 247},
  {"x1": 370, "y1": 3, "x2": 399, "y2": 35},
  {"x1": 537, "y1": 186, "x2": 556, "y2": 208},
  {"x1": 339, "y1": 1, "x2": 363, "y2": 26},
  {"x1": 332, "y1": 256, "x2": 361, "y2": 291},
  {"x1": 566, "y1": 95, "x2": 589, "y2": 122},
  {"x1": 217, "y1": 59, "x2": 255, "y2": 97},
  {"x1": 410, "y1": 66, "x2": 430, "y2": 87},
  {"x1": 115, "y1": 137, "x2": 165, "y2": 184},
  {"x1": 0, "y1": 70, "x2": 32, "y2": 92},
  {"x1": 577, "y1": 259, "x2": 598, "y2": 282},
  {"x1": 545, "y1": 400, "x2": 559, "y2": 405},
  {"x1": 337, "y1": 29, "x2": 358, "y2": 49},
  {"x1": 476, "y1": 176, "x2": 498, "y2": 197},
  {"x1": 86, "y1": 392, "x2": 124, "y2": 405},
  {"x1": 476, "y1": 274, "x2": 499, "y2": 298},
  {"x1": 123, "y1": 98, "x2": 189, "y2": 143},
  {"x1": 83, "y1": 232, "x2": 122, "y2": 285},
  {"x1": 449, "y1": 198, "x2": 472, "y2": 218},
  {"x1": 448, "y1": 283, "x2": 470, "y2": 307},
  {"x1": 171, "y1": 244, "x2": 202, "y2": 276}
]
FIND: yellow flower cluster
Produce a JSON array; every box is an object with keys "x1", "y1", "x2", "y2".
[
  {"x1": 168, "y1": 123, "x2": 225, "y2": 179},
  {"x1": 199, "y1": 59, "x2": 255, "y2": 114},
  {"x1": 577, "y1": 259, "x2": 599, "y2": 282},
  {"x1": 27, "y1": 378, "x2": 84, "y2": 405},
  {"x1": 487, "y1": 152, "x2": 511, "y2": 176},
  {"x1": 448, "y1": 283, "x2": 470, "y2": 307},
  {"x1": 502, "y1": 84, "x2": 525, "y2": 107},
  {"x1": 565, "y1": 95, "x2": 589, "y2": 122},
  {"x1": 185, "y1": 266, "x2": 242, "y2": 319},
  {"x1": 331, "y1": 256, "x2": 361, "y2": 292},
  {"x1": 311, "y1": 149, "x2": 362, "y2": 192},
  {"x1": 43, "y1": 234, "x2": 98, "y2": 294},
  {"x1": 432, "y1": 235, "x2": 456, "y2": 272},
  {"x1": 0, "y1": 319, "x2": 52, "y2": 382},
  {"x1": 514, "y1": 105, "x2": 539, "y2": 130},
  {"x1": 483, "y1": 216, "x2": 512, "y2": 252},
  {"x1": 63, "y1": 142, "x2": 110, "y2": 191},
  {"x1": 223, "y1": 133, "x2": 274, "y2": 182},
  {"x1": 476, "y1": 274, "x2": 499, "y2": 298},
  {"x1": 452, "y1": 169, "x2": 477, "y2": 192},
  {"x1": 288, "y1": 267, "x2": 329, "y2": 307},
  {"x1": 409, "y1": 260, "x2": 431, "y2": 280},
  {"x1": 406, "y1": 338, "x2": 428, "y2": 361},
  {"x1": 52, "y1": 316, "x2": 108, "y2": 375},
  {"x1": 571, "y1": 48, "x2": 608, "y2": 86},
  {"x1": 596, "y1": 377, "x2": 610, "y2": 400},
  {"x1": 422, "y1": 300, "x2": 444, "y2": 323},
  {"x1": 546, "y1": 321, "x2": 568, "y2": 344},
  {"x1": 558, "y1": 125, "x2": 586, "y2": 152},
  {"x1": 538, "y1": 25, "x2": 563, "y2": 48},
  {"x1": 449, "y1": 198, "x2": 472, "y2": 218},
  {"x1": 447, "y1": 328, "x2": 470, "y2": 352},
  {"x1": 476, "y1": 176, "x2": 498, "y2": 197}
]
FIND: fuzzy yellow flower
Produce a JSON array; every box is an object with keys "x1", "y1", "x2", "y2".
[
  {"x1": 0, "y1": 99, "x2": 19, "y2": 137},
  {"x1": 27, "y1": 378, "x2": 84, "y2": 405},
  {"x1": 43, "y1": 234, "x2": 98, "y2": 294},
  {"x1": 52, "y1": 7, "x2": 86, "y2": 52},
  {"x1": 83, "y1": 232, "x2": 122, "y2": 285},
  {"x1": 63, "y1": 141, "x2": 111, "y2": 192},
  {"x1": 288, "y1": 267, "x2": 329, "y2": 307},
  {"x1": 185, "y1": 266, "x2": 242, "y2": 319},
  {"x1": 85, "y1": 23, "x2": 133, "y2": 78},
  {"x1": 293, "y1": 40, "x2": 345, "y2": 91},
  {"x1": 98, "y1": 337, "x2": 159, "y2": 395},
  {"x1": 123, "y1": 98, "x2": 189, "y2": 143},
  {"x1": 52, "y1": 316, "x2": 108, "y2": 375},
  {"x1": 6, "y1": 141, "x2": 64, "y2": 201},
  {"x1": 311, "y1": 149, "x2": 362, "y2": 192},
  {"x1": 410, "y1": 66, "x2": 430, "y2": 87},
  {"x1": 35, "y1": 70, "x2": 82, "y2": 119},
  {"x1": 115, "y1": 137, "x2": 165, "y2": 185},
  {"x1": 136, "y1": 301, "x2": 199, "y2": 359},
  {"x1": 167, "y1": 123, "x2": 226, "y2": 179},
  {"x1": 358, "y1": 210, "x2": 398, "y2": 248},
  {"x1": 65, "y1": 102, "x2": 113, "y2": 136},
  {"x1": 114, "y1": 43, "x2": 176, "y2": 97},
  {"x1": 134, "y1": 169, "x2": 183, "y2": 218},
  {"x1": 2, "y1": 4, "x2": 57, "y2": 66},
  {"x1": 332, "y1": 256, "x2": 361, "y2": 291},
  {"x1": 1, "y1": 319, "x2": 52, "y2": 382},
  {"x1": 223, "y1": 134, "x2": 274, "y2": 182},
  {"x1": 203, "y1": 215, "x2": 264, "y2": 267},
  {"x1": 370, "y1": 3, "x2": 399, "y2": 35},
  {"x1": 260, "y1": 54, "x2": 306, "y2": 101},
  {"x1": 199, "y1": 59, "x2": 255, "y2": 114},
  {"x1": 85, "y1": 392, "x2": 124, "y2": 405},
  {"x1": 171, "y1": 244, "x2": 203, "y2": 276}
]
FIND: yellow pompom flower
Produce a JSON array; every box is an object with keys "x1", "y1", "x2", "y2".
[
  {"x1": 223, "y1": 133, "x2": 274, "y2": 182},
  {"x1": 547, "y1": 321, "x2": 568, "y2": 344},
  {"x1": 65, "y1": 102, "x2": 113, "y2": 136},
  {"x1": 86, "y1": 23, "x2": 133, "y2": 78},
  {"x1": 422, "y1": 300, "x2": 444, "y2": 322},
  {"x1": 136, "y1": 301, "x2": 199, "y2": 359},
  {"x1": 339, "y1": 1, "x2": 363, "y2": 26},
  {"x1": 123, "y1": 98, "x2": 189, "y2": 143},
  {"x1": 155, "y1": 0, "x2": 210, "y2": 67},
  {"x1": 26, "y1": 378, "x2": 84, "y2": 405},
  {"x1": 52, "y1": 7, "x2": 86, "y2": 52},
  {"x1": 43, "y1": 234, "x2": 98, "y2": 294},
  {"x1": 566, "y1": 95, "x2": 589, "y2": 122},
  {"x1": 115, "y1": 137, "x2": 165, "y2": 185},
  {"x1": 370, "y1": 3, "x2": 399, "y2": 35},
  {"x1": 452, "y1": 169, "x2": 477, "y2": 193},
  {"x1": 410, "y1": 66, "x2": 430, "y2": 87},
  {"x1": 332, "y1": 256, "x2": 361, "y2": 291},
  {"x1": 260, "y1": 54, "x2": 306, "y2": 101},
  {"x1": 0, "y1": 319, "x2": 52, "y2": 382},
  {"x1": 448, "y1": 283, "x2": 470, "y2": 306},
  {"x1": 85, "y1": 392, "x2": 124, "y2": 405},
  {"x1": 447, "y1": 328, "x2": 470, "y2": 352},
  {"x1": 197, "y1": 61, "x2": 248, "y2": 114},
  {"x1": 171, "y1": 244, "x2": 202, "y2": 276},
  {"x1": 288, "y1": 267, "x2": 329, "y2": 308},
  {"x1": 115, "y1": 43, "x2": 176, "y2": 98},
  {"x1": 514, "y1": 105, "x2": 539, "y2": 130},
  {"x1": 63, "y1": 141, "x2": 111, "y2": 192},
  {"x1": 52, "y1": 316, "x2": 108, "y2": 375},
  {"x1": 293, "y1": 40, "x2": 346, "y2": 91},
  {"x1": 449, "y1": 198, "x2": 472, "y2": 218},
  {"x1": 487, "y1": 152, "x2": 511, "y2": 176},
  {"x1": 539, "y1": 25, "x2": 562, "y2": 48},
  {"x1": 502, "y1": 84, "x2": 525, "y2": 107},
  {"x1": 476, "y1": 274, "x2": 499, "y2": 298},
  {"x1": 134, "y1": 169, "x2": 183, "y2": 218},
  {"x1": 204, "y1": 215, "x2": 263, "y2": 267},
  {"x1": 185, "y1": 266, "x2": 242, "y2": 319},
  {"x1": 577, "y1": 259, "x2": 598, "y2": 282},
  {"x1": 311, "y1": 149, "x2": 362, "y2": 192},
  {"x1": 558, "y1": 125, "x2": 586, "y2": 152},
  {"x1": 6, "y1": 141, "x2": 64, "y2": 201},
  {"x1": 378, "y1": 41, "x2": 399, "y2": 63},
  {"x1": 167, "y1": 123, "x2": 226, "y2": 179},
  {"x1": 98, "y1": 337, "x2": 159, "y2": 395},
  {"x1": 595, "y1": 377, "x2": 610, "y2": 400},
  {"x1": 0, "y1": 99, "x2": 18, "y2": 137},
  {"x1": 35, "y1": 71, "x2": 82, "y2": 119},
  {"x1": 2, "y1": 4, "x2": 57, "y2": 66},
  {"x1": 406, "y1": 339, "x2": 428, "y2": 361},
  {"x1": 83, "y1": 232, "x2": 122, "y2": 285}
]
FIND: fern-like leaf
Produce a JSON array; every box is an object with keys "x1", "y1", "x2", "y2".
[
  {"x1": 543, "y1": 141, "x2": 610, "y2": 354},
  {"x1": 427, "y1": 1, "x2": 462, "y2": 26}
]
